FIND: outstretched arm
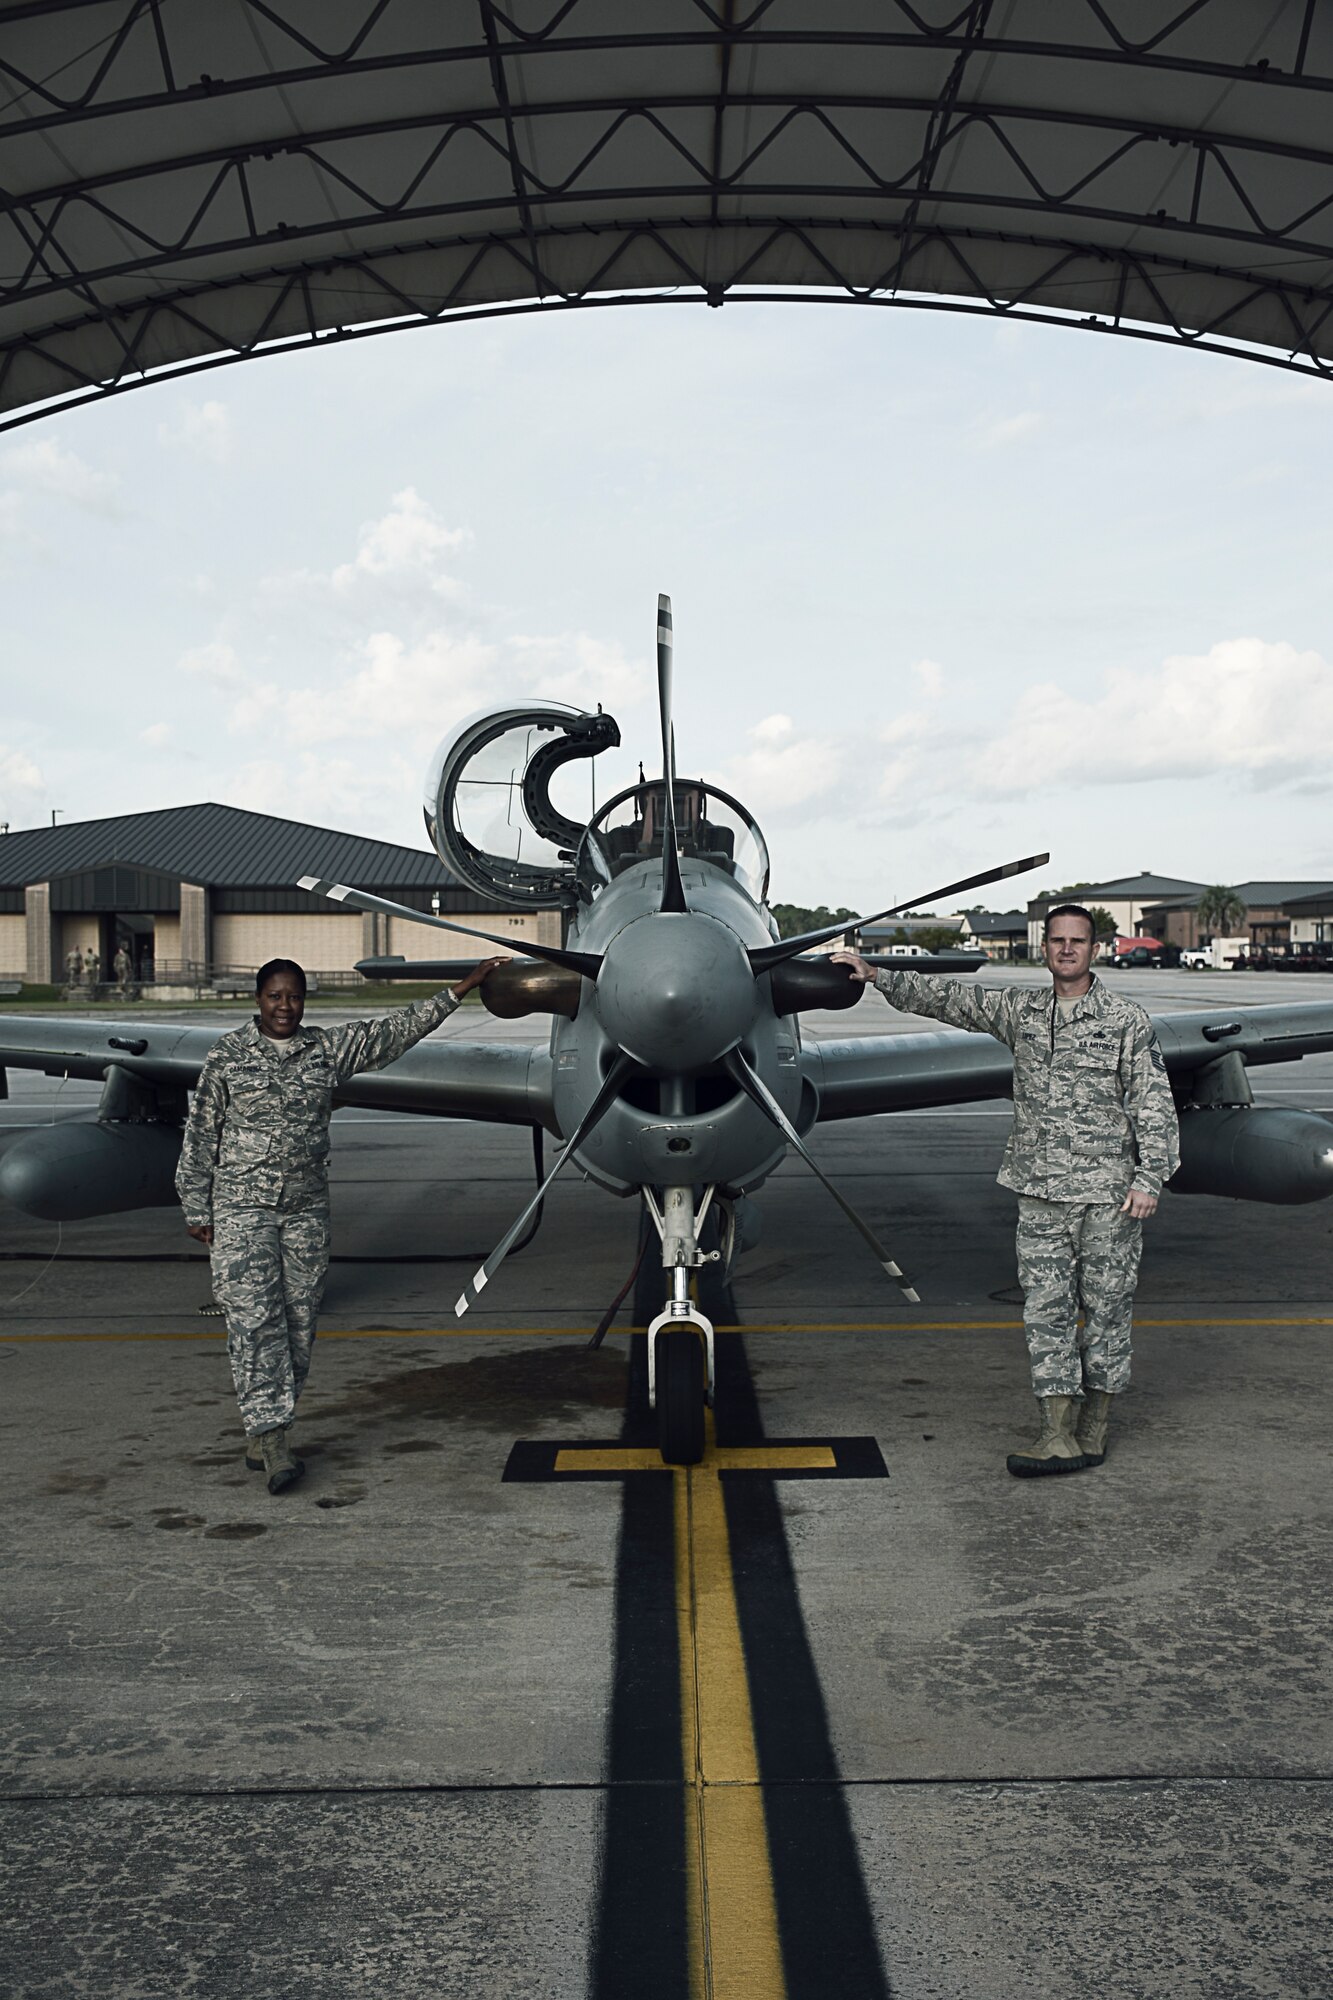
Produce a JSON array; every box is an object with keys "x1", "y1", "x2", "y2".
[
  {"x1": 330, "y1": 958, "x2": 505, "y2": 1082},
  {"x1": 831, "y1": 952, "x2": 1018, "y2": 1047}
]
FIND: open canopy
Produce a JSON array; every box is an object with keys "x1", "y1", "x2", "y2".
[{"x1": 3, "y1": 1, "x2": 1333, "y2": 428}]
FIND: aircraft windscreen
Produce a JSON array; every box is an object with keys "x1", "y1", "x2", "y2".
[{"x1": 578, "y1": 781, "x2": 770, "y2": 904}]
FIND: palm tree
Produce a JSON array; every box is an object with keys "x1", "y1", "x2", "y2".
[{"x1": 1196, "y1": 884, "x2": 1247, "y2": 940}]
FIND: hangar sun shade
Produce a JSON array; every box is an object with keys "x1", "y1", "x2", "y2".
[{"x1": 2, "y1": 0, "x2": 1333, "y2": 428}]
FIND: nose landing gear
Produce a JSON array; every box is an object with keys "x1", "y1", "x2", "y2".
[{"x1": 644, "y1": 1184, "x2": 717, "y2": 1465}]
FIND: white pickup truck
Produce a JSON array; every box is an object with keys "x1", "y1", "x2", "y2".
[{"x1": 1180, "y1": 937, "x2": 1249, "y2": 970}]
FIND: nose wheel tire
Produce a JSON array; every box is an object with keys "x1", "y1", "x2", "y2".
[{"x1": 655, "y1": 1322, "x2": 706, "y2": 1465}]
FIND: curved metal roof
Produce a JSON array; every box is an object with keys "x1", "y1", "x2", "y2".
[{"x1": 3, "y1": 1, "x2": 1333, "y2": 428}]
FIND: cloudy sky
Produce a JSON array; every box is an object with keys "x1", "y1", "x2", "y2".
[{"x1": 3, "y1": 302, "x2": 1331, "y2": 911}]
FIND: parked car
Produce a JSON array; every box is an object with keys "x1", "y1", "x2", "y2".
[{"x1": 1105, "y1": 936, "x2": 1164, "y2": 969}]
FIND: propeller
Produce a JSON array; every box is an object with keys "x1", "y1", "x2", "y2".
[
  {"x1": 297, "y1": 876, "x2": 601, "y2": 979},
  {"x1": 656, "y1": 593, "x2": 688, "y2": 916},
  {"x1": 455, "y1": 1052, "x2": 638, "y2": 1318},
  {"x1": 748, "y1": 851, "x2": 1050, "y2": 974},
  {"x1": 722, "y1": 1046, "x2": 920, "y2": 1303}
]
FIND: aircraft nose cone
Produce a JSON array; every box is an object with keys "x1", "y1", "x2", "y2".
[{"x1": 597, "y1": 914, "x2": 757, "y2": 1072}]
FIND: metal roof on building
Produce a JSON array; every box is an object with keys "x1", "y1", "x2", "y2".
[
  {"x1": 4, "y1": 2, "x2": 1333, "y2": 434},
  {"x1": 0, "y1": 802, "x2": 453, "y2": 894},
  {"x1": 1030, "y1": 874, "x2": 1206, "y2": 907},
  {"x1": 960, "y1": 909, "x2": 1028, "y2": 937},
  {"x1": 1143, "y1": 880, "x2": 1333, "y2": 910}
]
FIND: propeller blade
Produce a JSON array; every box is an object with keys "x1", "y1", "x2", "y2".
[
  {"x1": 455, "y1": 1053, "x2": 637, "y2": 1317},
  {"x1": 722, "y1": 1047, "x2": 920, "y2": 1303},
  {"x1": 656, "y1": 593, "x2": 688, "y2": 915},
  {"x1": 298, "y1": 877, "x2": 601, "y2": 979},
  {"x1": 748, "y1": 851, "x2": 1050, "y2": 973}
]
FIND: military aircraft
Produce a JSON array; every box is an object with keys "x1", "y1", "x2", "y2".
[{"x1": 3, "y1": 596, "x2": 1333, "y2": 1464}]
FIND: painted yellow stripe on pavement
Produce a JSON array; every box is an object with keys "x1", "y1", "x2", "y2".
[
  {"x1": 680, "y1": 1410, "x2": 788, "y2": 1999},
  {"x1": 5, "y1": 1316, "x2": 1331, "y2": 1344},
  {"x1": 554, "y1": 1444, "x2": 834, "y2": 1475}
]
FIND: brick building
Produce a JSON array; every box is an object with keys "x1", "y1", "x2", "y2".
[{"x1": 0, "y1": 804, "x2": 557, "y2": 994}]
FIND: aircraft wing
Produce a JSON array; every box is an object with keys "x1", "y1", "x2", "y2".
[
  {"x1": 0, "y1": 1015, "x2": 553, "y2": 1128},
  {"x1": 805, "y1": 1001, "x2": 1333, "y2": 1121}
]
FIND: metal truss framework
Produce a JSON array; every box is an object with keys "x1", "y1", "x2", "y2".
[{"x1": 2, "y1": 0, "x2": 1333, "y2": 429}]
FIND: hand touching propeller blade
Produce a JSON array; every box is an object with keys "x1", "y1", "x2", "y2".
[{"x1": 722, "y1": 1047, "x2": 920, "y2": 1303}]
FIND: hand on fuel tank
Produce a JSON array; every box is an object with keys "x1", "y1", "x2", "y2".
[
  {"x1": 452, "y1": 956, "x2": 507, "y2": 999},
  {"x1": 830, "y1": 951, "x2": 875, "y2": 982}
]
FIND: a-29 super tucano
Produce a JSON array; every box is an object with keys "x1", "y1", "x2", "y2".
[{"x1": 3, "y1": 597, "x2": 1333, "y2": 1464}]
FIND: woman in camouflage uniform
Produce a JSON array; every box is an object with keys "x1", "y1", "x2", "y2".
[{"x1": 176, "y1": 955, "x2": 498, "y2": 1493}]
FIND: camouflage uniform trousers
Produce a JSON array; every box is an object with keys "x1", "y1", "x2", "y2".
[
  {"x1": 211, "y1": 1201, "x2": 331, "y2": 1436},
  {"x1": 1015, "y1": 1195, "x2": 1143, "y2": 1398}
]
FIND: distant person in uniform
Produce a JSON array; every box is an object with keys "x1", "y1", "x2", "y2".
[
  {"x1": 176, "y1": 955, "x2": 502, "y2": 1493},
  {"x1": 114, "y1": 944, "x2": 134, "y2": 997},
  {"x1": 834, "y1": 905, "x2": 1179, "y2": 1475},
  {"x1": 85, "y1": 946, "x2": 100, "y2": 993},
  {"x1": 64, "y1": 946, "x2": 83, "y2": 991}
]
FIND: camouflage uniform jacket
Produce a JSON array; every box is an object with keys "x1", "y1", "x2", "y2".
[
  {"x1": 175, "y1": 992, "x2": 460, "y2": 1228},
  {"x1": 873, "y1": 968, "x2": 1180, "y2": 1201}
]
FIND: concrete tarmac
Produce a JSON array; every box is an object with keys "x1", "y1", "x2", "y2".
[{"x1": 1, "y1": 969, "x2": 1331, "y2": 1998}]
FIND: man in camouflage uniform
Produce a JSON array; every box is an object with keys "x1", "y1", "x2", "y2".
[
  {"x1": 113, "y1": 943, "x2": 134, "y2": 998},
  {"x1": 834, "y1": 905, "x2": 1179, "y2": 1475},
  {"x1": 177, "y1": 954, "x2": 500, "y2": 1493}
]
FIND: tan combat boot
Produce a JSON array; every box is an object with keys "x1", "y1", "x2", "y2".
[
  {"x1": 243, "y1": 1437, "x2": 264, "y2": 1472},
  {"x1": 260, "y1": 1427, "x2": 305, "y2": 1495},
  {"x1": 1076, "y1": 1390, "x2": 1115, "y2": 1467},
  {"x1": 1006, "y1": 1395, "x2": 1088, "y2": 1477}
]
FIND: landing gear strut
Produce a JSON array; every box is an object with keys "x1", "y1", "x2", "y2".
[{"x1": 644, "y1": 1185, "x2": 716, "y2": 1465}]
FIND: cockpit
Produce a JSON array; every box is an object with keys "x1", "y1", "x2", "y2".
[
  {"x1": 423, "y1": 702, "x2": 770, "y2": 911},
  {"x1": 575, "y1": 781, "x2": 770, "y2": 905}
]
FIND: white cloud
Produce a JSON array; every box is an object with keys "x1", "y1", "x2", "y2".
[
  {"x1": 979, "y1": 638, "x2": 1333, "y2": 797},
  {"x1": 709, "y1": 712, "x2": 841, "y2": 816},
  {"x1": 158, "y1": 399, "x2": 233, "y2": 464},
  {"x1": 509, "y1": 630, "x2": 649, "y2": 710},
  {"x1": 330, "y1": 487, "x2": 469, "y2": 597},
  {"x1": 911, "y1": 656, "x2": 946, "y2": 700},
  {"x1": 0, "y1": 744, "x2": 43, "y2": 798},
  {"x1": 225, "y1": 749, "x2": 420, "y2": 838},
  {"x1": 279, "y1": 628, "x2": 495, "y2": 744},
  {"x1": 140, "y1": 723, "x2": 172, "y2": 749},
  {"x1": 977, "y1": 410, "x2": 1043, "y2": 450},
  {"x1": 0, "y1": 438, "x2": 122, "y2": 515},
  {"x1": 180, "y1": 641, "x2": 246, "y2": 691}
]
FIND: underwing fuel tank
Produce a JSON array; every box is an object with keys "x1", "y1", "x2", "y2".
[
  {"x1": 1171, "y1": 1107, "x2": 1333, "y2": 1204},
  {"x1": 0, "y1": 1121, "x2": 184, "y2": 1220}
]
